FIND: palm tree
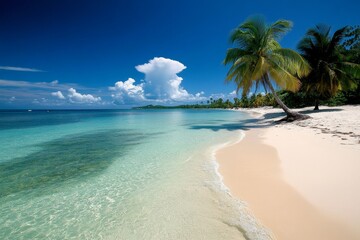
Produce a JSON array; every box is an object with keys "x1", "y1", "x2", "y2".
[
  {"x1": 224, "y1": 16, "x2": 310, "y2": 121},
  {"x1": 297, "y1": 25, "x2": 360, "y2": 110}
]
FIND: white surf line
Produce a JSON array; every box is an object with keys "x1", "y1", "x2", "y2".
[{"x1": 209, "y1": 130, "x2": 276, "y2": 240}]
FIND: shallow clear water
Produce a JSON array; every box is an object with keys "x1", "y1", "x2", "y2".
[{"x1": 0, "y1": 109, "x2": 271, "y2": 240}]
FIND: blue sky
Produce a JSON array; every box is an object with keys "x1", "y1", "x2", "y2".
[{"x1": 0, "y1": 0, "x2": 359, "y2": 109}]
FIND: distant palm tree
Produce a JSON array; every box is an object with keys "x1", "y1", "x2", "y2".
[
  {"x1": 224, "y1": 16, "x2": 310, "y2": 121},
  {"x1": 298, "y1": 25, "x2": 360, "y2": 110}
]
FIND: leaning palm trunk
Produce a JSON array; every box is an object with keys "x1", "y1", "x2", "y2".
[{"x1": 263, "y1": 74, "x2": 309, "y2": 121}]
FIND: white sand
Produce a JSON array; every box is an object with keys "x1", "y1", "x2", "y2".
[{"x1": 217, "y1": 105, "x2": 360, "y2": 239}]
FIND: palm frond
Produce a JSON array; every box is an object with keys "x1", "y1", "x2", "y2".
[
  {"x1": 328, "y1": 26, "x2": 348, "y2": 53},
  {"x1": 224, "y1": 16, "x2": 303, "y2": 98},
  {"x1": 223, "y1": 48, "x2": 248, "y2": 65},
  {"x1": 269, "y1": 19, "x2": 293, "y2": 40},
  {"x1": 251, "y1": 56, "x2": 269, "y2": 80},
  {"x1": 266, "y1": 38, "x2": 281, "y2": 52},
  {"x1": 338, "y1": 62, "x2": 360, "y2": 79},
  {"x1": 268, "y1": 59, "x2": 302, "y2": 92},
  {"x1": 272, "y1": 48, "x2": 311, "y2": 77}
]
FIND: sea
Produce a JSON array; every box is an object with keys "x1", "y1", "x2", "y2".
[{"x1": 0, "y1": 109, "x2": 271, "y2": 240}]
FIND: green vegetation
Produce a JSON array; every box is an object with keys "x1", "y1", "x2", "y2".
[
  {"x1": 342, "y1": 26, "x2": 360, "y2": 104},
  {"x1": 133, "y1": 90, "x2": 355, "y2": 110},
  {"x1": 223, "y1": 16, "x2": 310, "y2": 121},
  {"x1": 298, "y1": 25, "x2": 360, "y2": 110},
  {"x1": 133, "y1": 94, "x2": 273, "y2": 109}
]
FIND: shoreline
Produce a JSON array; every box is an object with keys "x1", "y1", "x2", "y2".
[
  {"x1": 208, "y1": 130, "x2": 276, "y2": 240},
  {"x1": 216, "y1": 106, "x2": 360, "y2": 239}
]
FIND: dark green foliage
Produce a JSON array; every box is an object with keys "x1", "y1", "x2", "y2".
[
  {"x1": 233, "y1": 97, "x2": 241, "y2": 108},
  {"x1": 216, "y1": 94, "x2": 269, "y2": 108},
  {"x1": 135, "y1": 94, "x2": 276, "y2": 109},
  {"x1": 239, "y1": 95, "x2": 250, "y2": 108},
  {"x1": 325, "y1": 91, "x2": 348, "y2": 106},
  {"x1": 343, "y1": 25, "x2": 360, "y2": 52},
  {"x1": 340, "y1": 26, "x2": 360, "y2": 103},
  {"x1": 342, "y1": 88, "x2": 360, "y2": 104},
  {"x1": 298, "y1": 24, "x2": 360, "y2": 109},
  {"x1": 277, "y1": 91, "x2": 314, "y2": 108}
]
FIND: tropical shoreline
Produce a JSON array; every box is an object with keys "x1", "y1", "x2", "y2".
[{"x1": 216, "y1": 105, "x2": 360, "y2": 239}]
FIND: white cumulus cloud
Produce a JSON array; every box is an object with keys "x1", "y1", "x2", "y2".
[
  {"x1": 209, "y1": 90, "x2": 239, "y2": 100},
  {"x1": 67, "y1": 88, "x2": 101, "y2": 103},
  {"x1": 109, "y1": 78, "x2": 145, "y2": 104},
  {"x1": 51, "y1": 91, "x2": 65, "y2": 99},
  {"x1": 110, "y1": 57, "x2": 206, "y2": 104},
  {"x1": 136, "y1": 57, "x2": 190, "y2": 101}
]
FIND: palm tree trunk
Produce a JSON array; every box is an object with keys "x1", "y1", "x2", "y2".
[
  {"x1": 263, "y1": 74, "x2": 309, "y2": 121},
  {"x1": 314, "y1": 99, "x2": 319, "y2": 110}
]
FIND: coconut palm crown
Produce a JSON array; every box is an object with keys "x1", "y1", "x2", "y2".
[
  {"x1": 298, "y1": 25, "x2": 360, "y2": 110},
  {"x1": 224, "y1": 16, "x2": 310, "y2": 121}
]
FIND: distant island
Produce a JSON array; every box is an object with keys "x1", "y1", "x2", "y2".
[{"x1": 132, "y1": 98, "x2": 234, "y2": 109}]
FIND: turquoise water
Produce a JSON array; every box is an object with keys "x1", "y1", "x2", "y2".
[{"x1": 0, "y1": 109, "x2": 271, "y2": 239}]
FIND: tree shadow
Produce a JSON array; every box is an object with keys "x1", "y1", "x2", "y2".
[
  {"x1": 298, "y1": 108, "x2": 343, "y2": 115},
  {"x1": 189, "y1": 107, "x2": 344, "y2": 132},
  {"x1": 189, "y1": 113, "x2": 280, "y2": 132}
]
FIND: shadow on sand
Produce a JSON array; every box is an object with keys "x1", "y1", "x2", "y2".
[
  {"x1": 189, "y1": 113, "x2": 277, "y2": 132},
  {"x1": 298, "y1": 108, "x2": 343, "y2": 115},
  {"x1": 189, "y1": 107, "x2": 343, "y2": 132}
]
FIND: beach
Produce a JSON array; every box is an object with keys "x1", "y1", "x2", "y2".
[{"x1": 217, "y1": 105, "x2": 360, "y2": 239}]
